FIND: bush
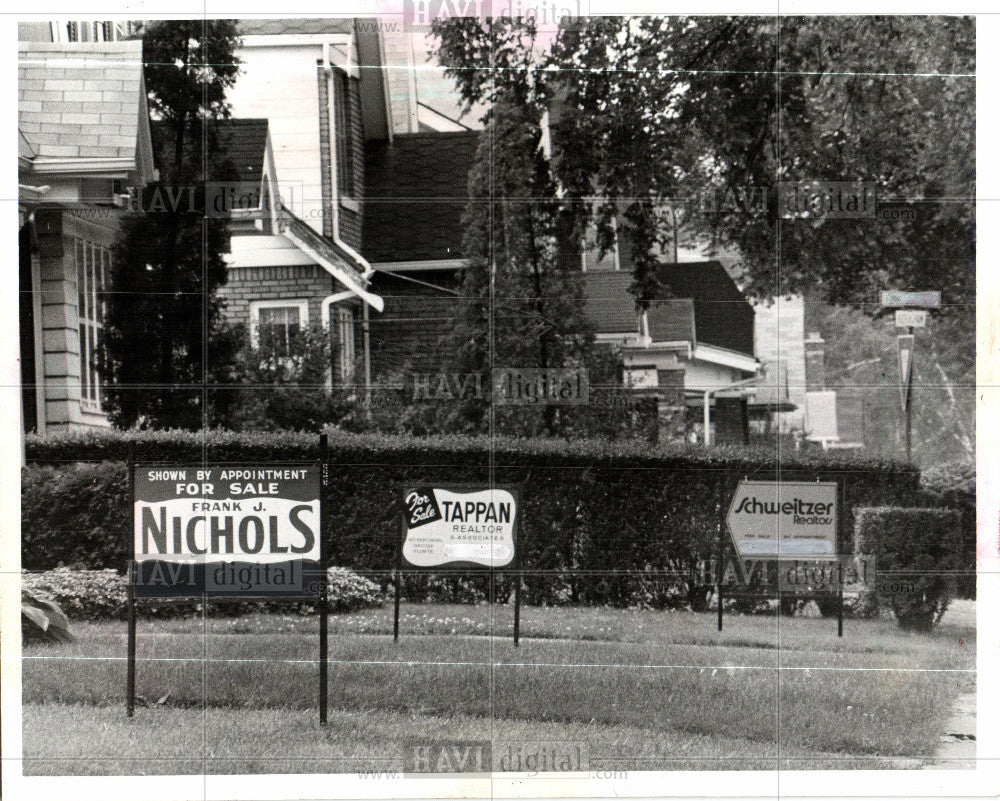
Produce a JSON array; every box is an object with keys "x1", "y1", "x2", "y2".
[
  {"x1": 19, "y1": 567, "x2": 384, "y2": 620},
  {"x1": 22, "y1": 588, "x2": 73, "y2": 643},
  {"x1": 24, "y1": 429, "x2": 925, "y2": 608},
  {"x1": 855, "y1": 507, "x2": 962, "y2": 631},
  {"x1": 920, "y1": 460, "x2": 975, "y2": 598}
]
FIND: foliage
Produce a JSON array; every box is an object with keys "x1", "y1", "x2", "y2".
[
  {"x1": 22, "y1": 588, "x2": 73, "y2": 643},
  {"x1": 433, "y1": 18, "x2": 599, "y2": 436},
  {"x1": 19, "y1": 567, "x2": 384, "y2": 620},
  {"x1": 212, "y1": 323, "x2": 358, "y2": 432},
  {"x1": 854, "y1": 507, "x2": 962, "y2": 631},
  {"x1": 24, "y1": 429, "x2": 931, "y2": 607},
  {"x1": 103, "y1": 20, "x2": 243, "y2": 429}
]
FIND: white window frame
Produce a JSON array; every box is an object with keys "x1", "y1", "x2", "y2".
[
  {"x1": 75, "y1": 238, "x2": 108, "y2": 413},
  {"x1": 249, "y1": 299, "x2": 309, "y2": 351}
]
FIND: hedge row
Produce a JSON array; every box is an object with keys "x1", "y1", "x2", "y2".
[
  {"x1": 23, "y1": 429, "x2": 937, "y2": 607},
  {"x1": 21, "y1": 566, "x2": 385, "y2": 620},
  {"x1": 855, "y1": 507, "x2": 963, "y2": 630}
]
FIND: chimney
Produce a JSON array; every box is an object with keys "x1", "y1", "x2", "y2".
[{"x1": 804, "y1": 331, "x2": 826, "y2": 390}]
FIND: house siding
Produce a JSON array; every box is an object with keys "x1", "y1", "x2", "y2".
[
  {"x1": 218, "y1": 262, "x2": 339, "y2": 333},
  {"x1": 34, "y1": 208, "x2": 116, "y2": 432},
  {"x1": 367, "y1": 270, "x2": 466, "y2": 377}
]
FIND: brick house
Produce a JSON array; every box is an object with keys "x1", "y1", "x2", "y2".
[
  {"x1": 18, "y1": 35, "x2": 155, "y2": 434},
  {"x1": 221, "y1": 19, "x2": 478, "y2": 391}
]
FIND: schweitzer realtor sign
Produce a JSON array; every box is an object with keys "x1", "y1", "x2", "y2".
[
  {"x1": 401, "y1": 485, "x2": 518, "y2": 569},
  {"x1": 133, "y1": 463, "x2": 322, "y2": 596},
  {"x1": 726, "y1": 480, "x2": 838, "y2": 560}
]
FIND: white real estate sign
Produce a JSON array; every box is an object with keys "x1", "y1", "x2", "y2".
[
  {"x1": 401, "y1": 486, "x2": 517, "y2": 568},
  {"x1": 726, "y1": 480, "x2": 838, "y2": 560}
]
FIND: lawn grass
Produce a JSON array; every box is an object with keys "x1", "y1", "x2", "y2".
[
  {"x1": 21, "y1": 704, "x2": 915, "y2": 775},
  {"x1": 21, "y1": 603, "x2": 975, "y2": 774}
]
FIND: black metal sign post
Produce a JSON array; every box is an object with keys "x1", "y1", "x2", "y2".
[
  {"x1": 837, "y1": 478, "x2": 845, "y2": 638},
  {"x1": 716, "y1": 492, "x2": 725, "y2": 633},
  {"x1": 126, "y1": 441, "x2": 136, "y2": 718},
  {"x1": 318, "y1": 433, "x2": 329, "y2": 724},
  {"x1": 393, "y1": 519, "x2": 403, "y2": 643},
  {"x1": 513, "y1": 530, "x2": 522, "y2": 646}
]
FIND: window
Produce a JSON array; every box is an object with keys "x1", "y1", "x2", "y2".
[
  {"x1": 75, "y1": 238, "x2": 109, "y2": 411},
  {"x1": 55, "y1": 20, "x2": 133, "y2": 42},
  {"x1": 250, "y1": 300, "x2": 308, "y2": 356},
  {"x1": 334, "y1": 71, "x2": 356, "y2": 198},
  {"x1": 334, "y1": 306, "x2": 356, "y2": 385}
]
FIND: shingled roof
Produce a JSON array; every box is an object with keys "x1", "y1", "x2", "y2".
[
  {"x1": 151, "y1": 118, "x2": 269, "y2": 201},
  {"x1": 583, "y1": 261, "x2": 755, "y2": 357},
  {"x1": 18, "y1": 40, "x2": 146, "y2": 163},
  {"x1": 238, "y1": 18, "x2": 354, "y2": 36},
  {"x1": 362, "y1": 131, "x2": 479, "y2": 263}
]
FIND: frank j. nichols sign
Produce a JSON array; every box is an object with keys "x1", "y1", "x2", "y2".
[
  {"x1": 401, "y1": 486, "x2": 518, "y2": 569},
  {"x1": 133, "y1": 464, "x2": 322, "y2": 596}
]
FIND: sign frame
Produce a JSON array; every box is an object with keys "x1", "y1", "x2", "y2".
[
  {"x1": 717, "y1": 478, "x2": 847, "y2": 637},
  {"x1": 725, "y1": 479, "x2": 839, "y2": 562},
  {"x1": 395, "y1": 483, "x2": 523, "y2": 644},
  {"x1": 126, "y1": 435, "x2": 331, "y2": 722}
]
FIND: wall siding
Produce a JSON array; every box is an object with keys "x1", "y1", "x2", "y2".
[
  {"x1": 367, "y1": 270, "x2": 468, "y2": 377},
  {"x1": 219, "y1": 263, "x2": 338, "y2": 334}
]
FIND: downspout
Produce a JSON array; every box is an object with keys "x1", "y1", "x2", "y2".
[{"x1": 322, "y1": 42, "x2": 375, "y2": 411}]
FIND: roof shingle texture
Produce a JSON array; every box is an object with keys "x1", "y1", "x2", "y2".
[
  {"x1": 583, "y1": 261, "x2": 755, "y2": 356},
  {"x1": 362, "y1": 131, "x2": 479, "y2": 262},
  {"x1": 151, "y1": 117, "x2": 268, "y2": 193},
  {"x1": 238, "y1": 19, "x2": 354, "y2": 36},
  {"x1": 18, "y1": 40, "x2": 144, "y2": 161}
]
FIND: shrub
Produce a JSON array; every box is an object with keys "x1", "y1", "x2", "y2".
[
  {"x1": 25, "y1": 429, "x2": 923, "y2": 607},
  {"x1": 22, "y1": 588, "x2": 73, "y2": 643},
  {"x1": 920, "y1": 460, "x2": 975, "y2": 598},
  {"x1": 855, "y1": 507, "x2": 962, "y2": 631},
  {"x1": 19, "y1": 567, "x2": 384, "y2": 620}
]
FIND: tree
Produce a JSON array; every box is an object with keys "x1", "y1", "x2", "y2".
[
  {"x1": 438, "y1": 16, "x2": 972, "y2": 461},
  {"x1": 433, "y1": 19, "x2": 597, "y2": 435},
  {"x1": 103, "y1": 20, "x2": 242, "y2": 429}
]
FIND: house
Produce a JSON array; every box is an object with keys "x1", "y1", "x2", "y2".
[
  {"x1": 222, "y1": 19, "x2": 479, "y2": 388},
  {"x1": 18, "y1": 34, "x2": 155, "y2": 434},
  {"x1": 582, "y1": 260, "x2": 762, "y2": 445},
  {"x1": 224, "y1": 18, "x2": 771, "y2": 445}
]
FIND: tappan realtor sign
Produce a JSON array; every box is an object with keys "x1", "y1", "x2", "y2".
[
  {"x1": 132, "y1": 463, "x2": 323, "y2": 596},
  {"x1": 401, "y1": 485, "x2": 518, "y2": 569}
]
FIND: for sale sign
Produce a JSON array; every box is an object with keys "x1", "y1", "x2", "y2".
[
  {"x1": 401, "y1": 485, "x2": 518, "y2": 569},
  {"x1": 132, "y1": 464, "x2": 322, "y2": 597},
  {"x1": 726, "y1": 480, "x2": 838, "y2": 560}
]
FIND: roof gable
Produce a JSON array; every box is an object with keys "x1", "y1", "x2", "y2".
[
  {"x1": 18, "y1": 40, "x2": 147, "y2": 166},
  {"x1": 582, "y1": 260, "x2": 755, "y2": 357}
]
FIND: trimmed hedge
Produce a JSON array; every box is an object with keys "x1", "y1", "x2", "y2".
[
  {"x1": 21, "y1": 566, "x2": 385, "y2": 620},
  {"x1": 24, "y1": 429, "x2": 927, "y2": 606},
  {"x1": 855, "y1": 507, "x2": 962, "y2": 631},
  {"x1": 920, "y1": 460, "x2": 975, "y2": 598}
]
